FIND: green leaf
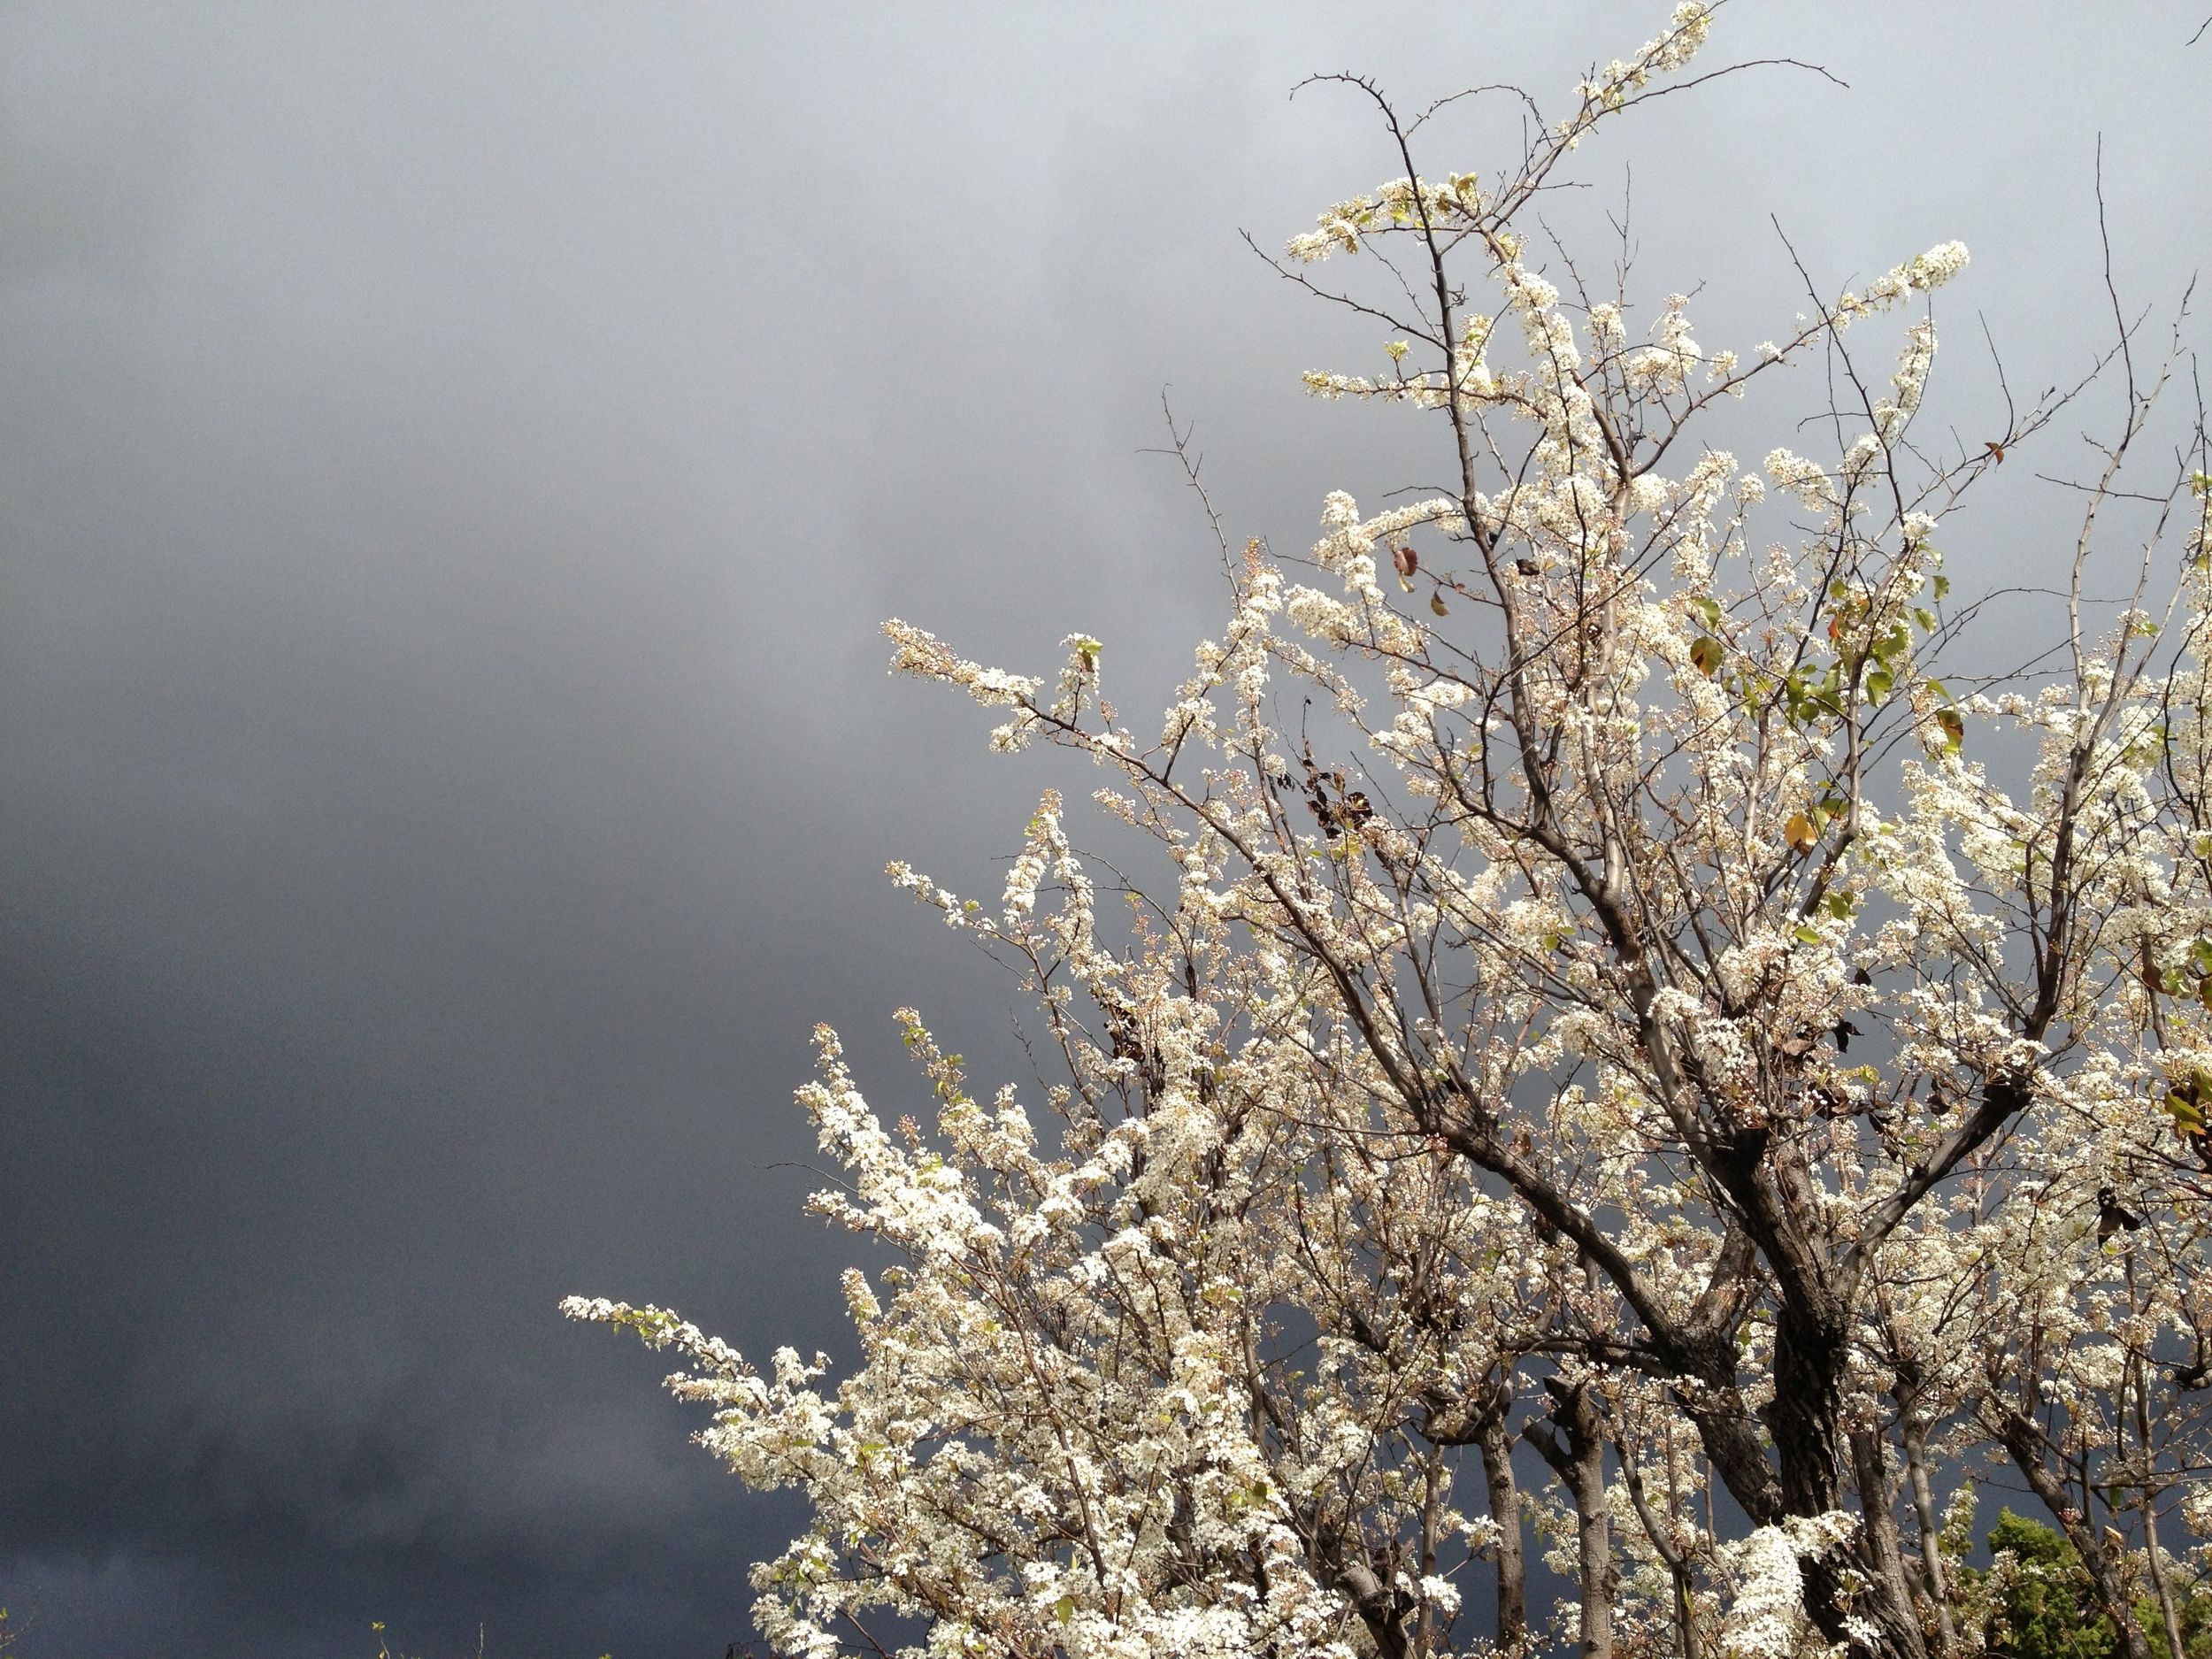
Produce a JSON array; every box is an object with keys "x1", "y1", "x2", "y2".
[
  {"x1": 1914, "y1": 607, "x2": 1938, "y2": 633},
  {"x1": 1794, "y1": 923, "x2": 1824, "y2": 944},
  {"x1": 1824, "y1": 891, "x2": 1853, "y2": 919},
  {"x1": 1932, "y1": 574, "x2": 1951, "y2": 601},
  {"x1": 1690, "y1": 635, "x2": 1724, "y2": 677}
]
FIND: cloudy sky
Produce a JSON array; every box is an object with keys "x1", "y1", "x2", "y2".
[{"x1": 2, "y1": 4, "x2": 2205, "y2": 1655}]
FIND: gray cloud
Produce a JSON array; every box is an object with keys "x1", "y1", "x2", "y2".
[{"x1": 2, "y1": 4, "x2": 2204, "y2": 1655}]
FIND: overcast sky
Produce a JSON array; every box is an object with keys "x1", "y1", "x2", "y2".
[{"x1": 2, "y1": 4, "x2": 2206, "y2": 1655}]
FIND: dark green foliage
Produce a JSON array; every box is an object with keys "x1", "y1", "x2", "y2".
[
  {"x1": 2142, "y1": 1577, "x2": 2212, "y2": 1659},
  {"x1": 1973, "y1": 1511, "x2": 2212, "y2": 1659},
  {"x1": 1979, "y1": 1511, "x2": 2119, "y2": 1659}
]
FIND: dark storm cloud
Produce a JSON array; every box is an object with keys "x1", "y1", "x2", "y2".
[{"x1": 2, "y1": 4, "x2": 2205, "y2": 1655}]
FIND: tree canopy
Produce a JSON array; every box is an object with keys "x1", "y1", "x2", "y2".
[{"x1": 570, "y1": 9, "x2": 2212, "y2": 1659}]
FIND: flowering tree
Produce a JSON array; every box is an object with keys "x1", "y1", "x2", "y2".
[{"x1": 568, "y1": 9, "x2": 2212, "y2": 1659}]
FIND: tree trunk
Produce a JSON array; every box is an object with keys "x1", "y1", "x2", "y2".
[
  {"x1": 1479, "y1": 1412, "x2": 1528, "y2": 1655},
  {"x1": 2131, "y1": 1352, "x2": 2189, "y2": 1659},
  {"x1": 1534, "y1": 1380, "x2": 1616, "y2": 1659},
  {"x1": 1332, "y1": 1554, "x2": 1409, "y2": 1659},
  {"x1": 1996, "y1": 1411, "x2": 2155, "y2": 1659},
  {"x1": 2142, "y1": 1502, "x2": 2186, "y2": 1659},
  {"x1": 1849, "y1": 1428, "x2": 1933, "y2": 1659},
  {"x1": 1693, "y1": 1295, "x2": 1930, "y2": 1659},
  {"x1": 1901, "y1": 1415, "x2": 1959, "y2": 1655},
  {"x1": 1618, "y1": 1432, "x2": 1701, "y2": 1659}
]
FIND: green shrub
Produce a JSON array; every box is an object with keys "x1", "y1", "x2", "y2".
[{"x1": 1971, "y1": 1511, "x2": 2212, "y2": 1659}]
